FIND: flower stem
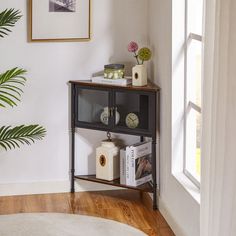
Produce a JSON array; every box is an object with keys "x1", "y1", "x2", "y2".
[{"x1": 133, "y1": 52, "x2": 140, "y2": 65}]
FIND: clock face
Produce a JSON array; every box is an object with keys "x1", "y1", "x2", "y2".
[
  {"x1": 125, "y1": 113, "x2": 139, "y2": 129},
  {"x1": 100, "y1": 107, "x2": 120, "y2": 125},
  {"x1": 100, "y1": 110, "x2": 109, "y2": 125}
]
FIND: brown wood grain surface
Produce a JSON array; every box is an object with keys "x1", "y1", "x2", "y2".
[
  {"x1": 0, "y1": 190, "x2": 174, "y2": 236},
  {"x1": 69, "y1": 80, "x2": 161, "y2": 92}
]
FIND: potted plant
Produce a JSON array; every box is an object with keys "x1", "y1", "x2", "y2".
[
  {"x1": 127, "y1": 41, "x2": 152, "y2": 86},
  {"x1": 0, "y1": 8, "x2": 46, "y2": 151}
]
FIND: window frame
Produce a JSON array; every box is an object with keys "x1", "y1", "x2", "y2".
[{"x1": 183, "y1": 0, "x2": 203, "y2": 188}]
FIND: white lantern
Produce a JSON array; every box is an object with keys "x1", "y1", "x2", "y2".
[{"x1": 96, "y1": 140, "x2": 120, "y2": 181}]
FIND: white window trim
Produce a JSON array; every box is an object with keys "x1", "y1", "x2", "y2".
[
  {"x1": 172, "y1": 0, "x2": 203, "y2": 202},
  {"x1": 183, "y1": 100, "x2": 201, "y2": 189},
  {"x1": 183, "y1": 0, "x2": 203, "y2": 188},
  {"x1": 184, "y1": 169, "x2": 200, "y2": 189},
  {"x1": 173, "y1": 171, "x2": 200, "y2": 203},
  {"x1": 189, "y1": 33, "x2": 203, "y2": 42}
]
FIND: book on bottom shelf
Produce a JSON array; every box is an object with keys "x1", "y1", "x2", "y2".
[
  {"x1": 120, "y1": 146, "x2": 131, "y2": 185},
  {"x1": 120, "y1": 141, "x2": 152, "y2": 187},
  {"x1": 120, "y1": 148, "x2": 126, "y2": 185}
]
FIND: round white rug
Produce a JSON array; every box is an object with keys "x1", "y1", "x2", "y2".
[{"x1": 0, "y1": 213, "x2": 147, "y2": 236}]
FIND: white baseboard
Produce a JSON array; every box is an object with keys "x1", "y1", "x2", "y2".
[
  {"x1": 0, "y1": 180, "x2": 121, "y2": 197},
  {"x1": 158, "y1": 197, "x2": 187, "y2": 236},
  {"x1": 145, "y1": 193, "x2": 186, "y2": 236}
]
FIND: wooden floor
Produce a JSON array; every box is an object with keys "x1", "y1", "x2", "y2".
[{"x1": 0, "y1": 190, "x2": 174, "y2": 236}]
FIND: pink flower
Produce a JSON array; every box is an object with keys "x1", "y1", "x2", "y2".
[{"x1": 127, "y1": 41, "x2": 138, "y2": 53}]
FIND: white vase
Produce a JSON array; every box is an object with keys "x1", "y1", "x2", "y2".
[{"x1": 132, "y1": 64, "x2": 147, "y2": 86}]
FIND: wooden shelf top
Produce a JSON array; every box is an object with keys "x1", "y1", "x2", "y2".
[
  {"x1": 74, "y1": 175, "x2": 154, "y2": 193},
  {"x1": 69, "y1": 80, "x2": 160, "y2": 92}
]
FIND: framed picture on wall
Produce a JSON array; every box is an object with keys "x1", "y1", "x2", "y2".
[{"x1": 29, "y1": 0, "x2": 91, "y2": 42}]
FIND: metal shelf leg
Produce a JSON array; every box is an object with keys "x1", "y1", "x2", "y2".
[
  {"x1": 71, "y1": 127, "x2": 75, "y2": 193},
  {"x1": 152, "y1": 139, "x2": 158, "y2": 210}
]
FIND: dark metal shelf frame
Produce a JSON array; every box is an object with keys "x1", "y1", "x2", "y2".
[{"x1": 69, "y1": 80, "x2": 160, "y2": 210}]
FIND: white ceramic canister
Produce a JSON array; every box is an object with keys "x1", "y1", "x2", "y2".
[
  {"x1": 96, "y1": 141, "x2": 120, "y2": 181},
  {"x1": 132, "y1": 64, "x2": 147, "y2": 86}
]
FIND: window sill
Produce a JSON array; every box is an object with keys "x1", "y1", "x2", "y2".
[{"x1": 172, "y1": 172, "x2": 200, "y2": 204}]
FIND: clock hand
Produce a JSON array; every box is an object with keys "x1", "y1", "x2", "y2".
[
  {"x1": 130, "y1": 117, "x2": 135, "y2": 122},
  {"x1": 128, "y1": 117, "x2": 133, "y2": 122}
]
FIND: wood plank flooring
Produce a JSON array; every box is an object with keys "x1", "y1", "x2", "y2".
[{"x1": 0, "y1": 190, "x2": 174, "y2": 236}]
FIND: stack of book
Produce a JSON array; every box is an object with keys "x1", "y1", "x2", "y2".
[
  {"x1": 120, "y1": 141, "x2": 152, "y2": 186},
  {"x1": 91, "y1": 76, "x2": 132, "y2": 86}
]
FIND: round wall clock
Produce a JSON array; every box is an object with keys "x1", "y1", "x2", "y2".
[{"x1": 125, "y1": 112, "x2": 139, "y2": 129}]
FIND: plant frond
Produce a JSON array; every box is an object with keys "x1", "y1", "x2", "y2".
[
  {"x1": 0, "y1": 125, "x2": 46, "y2": 151},
  {"x1": 0, "y1": 68, "x2": 27, "y2": 108},
  {"x1": 0, "y1": 8, "x2": 22, "y2": 38}
]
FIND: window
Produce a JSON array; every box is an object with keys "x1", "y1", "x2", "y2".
[{"x1": 184, "y1": 0, "x2": 204, "y2": 187}]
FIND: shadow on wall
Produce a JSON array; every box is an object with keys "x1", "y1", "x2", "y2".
[{"x1": 109, "y1": 0, "x2": 148, "y2": 75}]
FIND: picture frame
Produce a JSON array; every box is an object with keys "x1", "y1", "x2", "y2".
[{"x1": 29, "y1": 0, "x2": 91, "y2": 42}]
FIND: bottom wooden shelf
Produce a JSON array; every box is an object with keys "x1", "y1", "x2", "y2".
[{"x1": 74, "y1": 175, "x2": 154, "y2": 193}]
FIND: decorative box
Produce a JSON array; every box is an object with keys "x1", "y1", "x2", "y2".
[
  {"x1": 104, "y1": 64, "x2": 125, "y2": 79},
  {"x1": 96, "y1": 140, "x2": 120, "y2": 181}
]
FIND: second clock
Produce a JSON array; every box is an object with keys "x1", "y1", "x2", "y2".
[{"x1": 125, "y1": 112, "x2": 139, "y2": 129}]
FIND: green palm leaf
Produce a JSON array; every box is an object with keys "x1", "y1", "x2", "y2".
[
  {"x1": 0, "y1": 67, "x2": 27, "y2": 108},
  {"x1": 0, "y1": 8, "x2": 22, "y2": 38},
  {"x1": 0, "y1": 125, "x2": 46, "y2": 151}
]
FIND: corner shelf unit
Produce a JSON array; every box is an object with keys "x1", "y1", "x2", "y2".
[{"x1": 69, "y1": 80, "x2": 160, "y2": 209}]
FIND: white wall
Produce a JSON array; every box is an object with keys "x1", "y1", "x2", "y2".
[
  {"x1": 0, "y1": 0, "x2": 147, "y2": 188},
  {"x1": 148, "y1": 0, "x2": 200, "y2": 236}
]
